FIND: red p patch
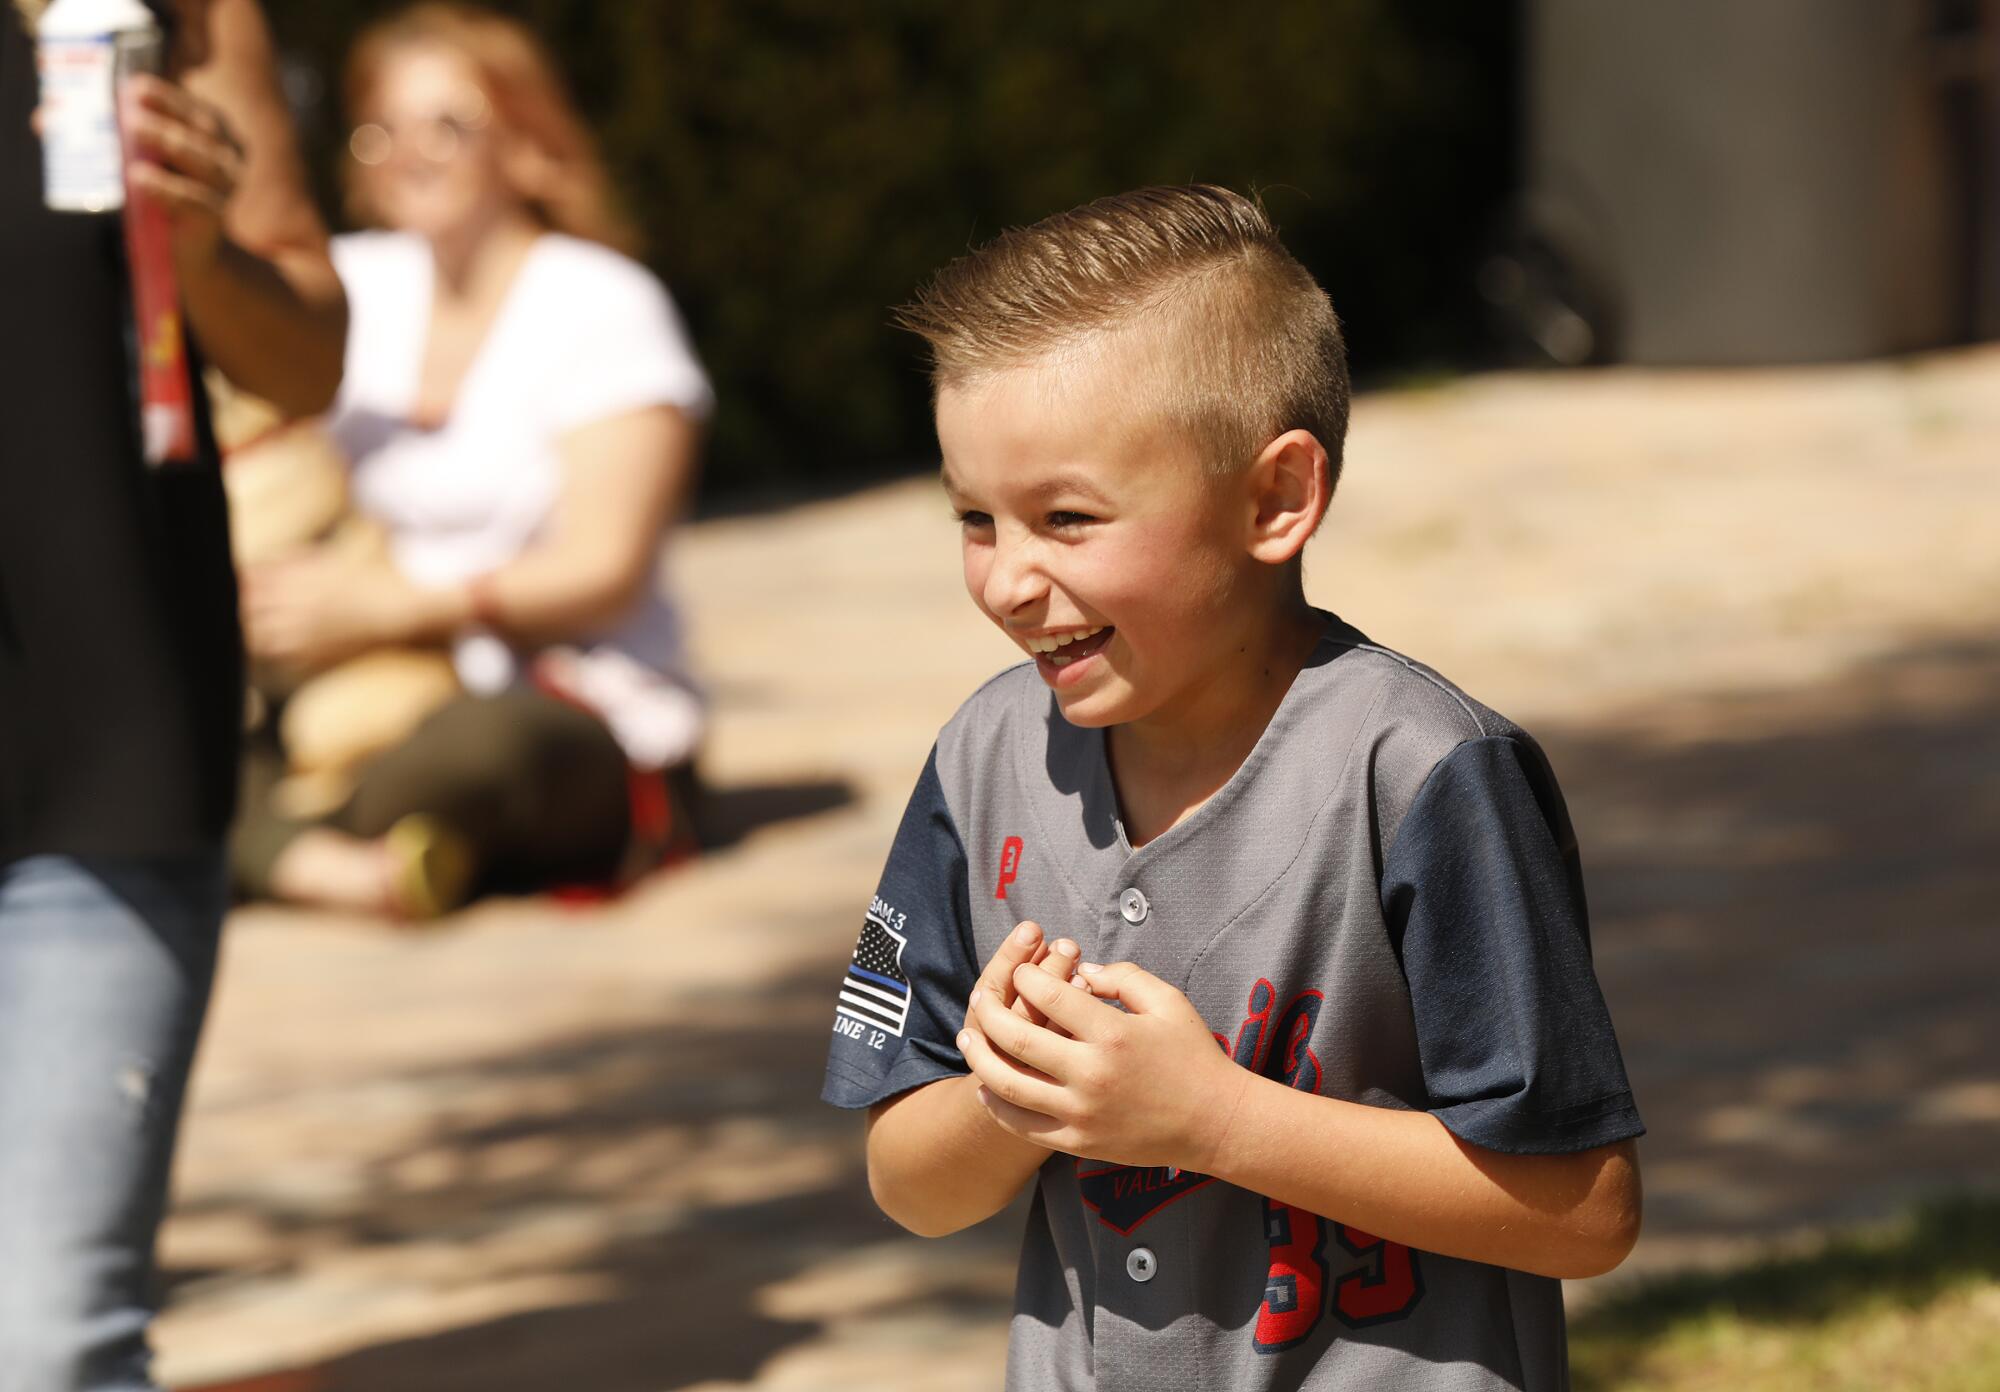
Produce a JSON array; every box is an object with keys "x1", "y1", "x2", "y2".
[{"x1": 994, "y1": 836, "x2": 1024, "y2": 900}]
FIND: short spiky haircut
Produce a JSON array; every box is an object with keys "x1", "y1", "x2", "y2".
[{"x1": 896, "y1": 185, "x2": 1349, "y2": 485}]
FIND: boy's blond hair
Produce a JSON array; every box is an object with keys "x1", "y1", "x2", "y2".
[{"x1": 897, "y1": 185, "x2": 1350, "y2": 484}]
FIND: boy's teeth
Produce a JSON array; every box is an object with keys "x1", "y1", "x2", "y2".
[{"x1": 1028, "y1": 625, "x2": 1103, "y2": 654}]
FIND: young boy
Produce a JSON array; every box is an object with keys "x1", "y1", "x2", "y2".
[{"x1": 821, "y1": 185, "x2": 1643, "y2": 1391}]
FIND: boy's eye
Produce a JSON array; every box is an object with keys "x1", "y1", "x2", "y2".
[
  {"x1": 955, "y1": 509, "x2": 994, "y2": 529},
  {"x1": 1046, "y1": 511, "x2": 1096, "y2": 529}
]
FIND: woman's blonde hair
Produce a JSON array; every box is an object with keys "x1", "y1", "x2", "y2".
[{"x1": 342, "y1": 3, "x2": 640, "y2": 256}]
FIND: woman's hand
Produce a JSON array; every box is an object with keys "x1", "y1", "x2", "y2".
[
  {"x1": 121, "y1": 73, "x2": 246, "y2": 269},
  {"x1": 241, "y1": 552, "x2": 442, "y2": 672}
]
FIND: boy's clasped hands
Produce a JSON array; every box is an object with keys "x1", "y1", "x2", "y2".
[{"x1": 956, "y1": 921, "x2": 1250, "y2": 1173}]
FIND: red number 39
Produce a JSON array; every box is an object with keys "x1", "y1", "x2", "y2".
[
  {"x1": 1236, "y1": 981, "x2": 1425, "y2": 1350},
  {"x1": 1254, "y1": 1210, "x2": 1424, "y2": 1351}
]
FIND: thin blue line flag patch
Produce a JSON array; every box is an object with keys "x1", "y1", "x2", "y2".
[{"x1": 838, "y1": 911, "x2": 912, "y2": 1037}]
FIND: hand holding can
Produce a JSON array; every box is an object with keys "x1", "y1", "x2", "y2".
[{"x1": 119, "y1": 72, "x2": 245, "y2": 265}]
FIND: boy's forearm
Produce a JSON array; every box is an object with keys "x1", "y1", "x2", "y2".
[
  {"x1": 1204, "y1": 1075, "x2": 1642, "y2": 1280},
  {"x1": 867, "y1": 1074, "x2": 1051, "y2": 1237}
]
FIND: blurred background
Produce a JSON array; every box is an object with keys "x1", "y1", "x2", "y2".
[
  {"x1": 276, "y1": 0, "x2": 1523, "y2": 497},
  {"x1": 167, "y1": 1, "x2": 1998, "y2": 1389},
  {"x1": 259, "y1": 0, "x2": 2000, "y2": 496}
]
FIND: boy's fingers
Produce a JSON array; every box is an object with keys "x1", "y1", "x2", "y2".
[
  {"x1": 990, "y1": 921, "x2": 1043, "y2": 974},
  {"x1": 956, "y1": 1025, "x2": 1066, "y2": 1117},
  {"x1": 1079, "y1": 962, "x2": 1190, "y2": 1016},
  {"x1": 973, "y1": 984, "x2": 1081, "y2": 1079},
  {"x1": 1013, "y1": 960, "x2": 1113, "y2": 1038},
  {"x1": 1016, "y1": 939, "x2": 1079, "y2": 1026},
  {"x1": 976, "y1": 922, "x2": 1043, "y2": 1008}
]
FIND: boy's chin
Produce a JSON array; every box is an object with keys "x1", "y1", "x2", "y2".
[{"x1": 1047, "y1": 684, "x2": 1135, "y2": 729}]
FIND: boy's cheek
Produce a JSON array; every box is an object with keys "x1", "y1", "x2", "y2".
[{"x1": 961, "y1": 554, "x2": 1001, "y2": 620}]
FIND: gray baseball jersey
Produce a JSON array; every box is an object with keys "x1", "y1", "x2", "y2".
[{"x1": 823, "y1": 615, "x2": 1643, "y2": 1391}]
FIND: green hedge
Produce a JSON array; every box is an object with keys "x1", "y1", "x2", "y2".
[{"x1": 276, "y1": 2, "x2": 1515, "y2": 496}]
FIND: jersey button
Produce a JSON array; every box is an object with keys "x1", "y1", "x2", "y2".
[
  {"x1": 1119, "y1": 887, "x2": 1149, "y2": 924},
  {"x1": 1126, "y1": 1246, "x2": 1158, "y2": 1282}
]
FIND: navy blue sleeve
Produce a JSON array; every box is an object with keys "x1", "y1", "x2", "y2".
[
  {"x1": 1381, "y1": 735, "x2": 1645, "y2": 1155},
  {"x1": 821, "y1": 747, "x2": 980, "y2": 1109}
]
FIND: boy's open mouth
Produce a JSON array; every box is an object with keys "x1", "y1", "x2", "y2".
[{"x1": 1027, "y1": 625, "x2": 1114, "y2": 670}]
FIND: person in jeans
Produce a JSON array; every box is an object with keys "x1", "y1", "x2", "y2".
[{"x1": 0, "y1": 0, "x2": 345, "y2": 1385}]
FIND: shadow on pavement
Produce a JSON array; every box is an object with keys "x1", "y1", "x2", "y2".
[
  {"x1": 1549, "y1": 636, "x2": 2000, "y2": 1246},
  {"x1": 700, "y1": 776, "x2": 856, "y2": 850},
  {"x1": 170, "y1": 961, "x2": 1014, "y2": 1391}
]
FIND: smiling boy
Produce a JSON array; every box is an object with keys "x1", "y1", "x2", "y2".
[{"x1": 821, "y1": 186, "x2": 1643, "y2": 1391}]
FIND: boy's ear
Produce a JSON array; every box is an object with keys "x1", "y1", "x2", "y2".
[{"x1": 1243, "y1": 429, "x2": 1329, "y2": 565}]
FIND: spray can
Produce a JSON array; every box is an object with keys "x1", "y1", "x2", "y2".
[{"x1": 35, "y1": 0, "x2": 162, "y2": 212}]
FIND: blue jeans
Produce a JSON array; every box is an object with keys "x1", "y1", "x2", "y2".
[{"x1": 0, "y1": 855, "x2": 223, "y2": 1392}]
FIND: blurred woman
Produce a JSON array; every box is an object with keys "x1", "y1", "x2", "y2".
[{"x1": 235, "y1": 2, "x2": 714, "y2": 915}]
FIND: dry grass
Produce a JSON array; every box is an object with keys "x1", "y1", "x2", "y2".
[{"x1": 1572, "y1": 1196, "x2": 2000, "y2": 1392}]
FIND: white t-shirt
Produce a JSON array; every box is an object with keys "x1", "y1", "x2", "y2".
[{"x1": 325, "y1": 231, "x2": 715, "y2": 769}]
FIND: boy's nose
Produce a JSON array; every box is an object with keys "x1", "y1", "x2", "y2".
[{"x1": 981, "y1": 535, "x2": 1048, "y2": 618}]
